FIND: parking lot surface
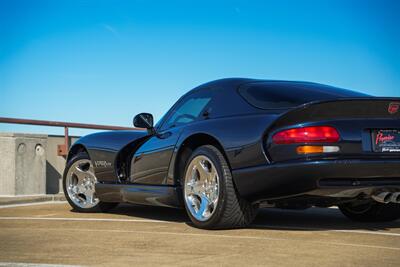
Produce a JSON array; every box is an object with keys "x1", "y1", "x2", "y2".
[{"x1": 0, "y1": 202, "x2": 399, "y2": 266}]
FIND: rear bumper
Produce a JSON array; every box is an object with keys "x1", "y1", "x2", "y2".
[{"x1": 232, "y1": 159, "x2": 400, "y2": 201}]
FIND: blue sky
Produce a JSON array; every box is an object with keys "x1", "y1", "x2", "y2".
[{"x1": 1, "y1": 0, "x2": 399, "y2": 136}]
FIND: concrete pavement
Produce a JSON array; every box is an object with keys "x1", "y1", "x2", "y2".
[{"x1": 0, "y1": 202, "x2": 399, "y2": 266}]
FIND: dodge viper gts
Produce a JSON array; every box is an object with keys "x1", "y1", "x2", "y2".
[{"x1": 63, "y1": 78, "x2": 400, "y2": 229}]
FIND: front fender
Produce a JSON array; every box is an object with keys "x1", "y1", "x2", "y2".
[{"x1": 70, "y1": 130, "x2": 149, "y2": 182}]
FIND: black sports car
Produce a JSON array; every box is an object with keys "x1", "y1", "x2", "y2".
[{"x1": 63, "y1": 78, "x2": 400, "y2": 229}]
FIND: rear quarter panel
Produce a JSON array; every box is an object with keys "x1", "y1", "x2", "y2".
[{"x1": 166, "y1": 113, "x2": 279, "y2": 184}]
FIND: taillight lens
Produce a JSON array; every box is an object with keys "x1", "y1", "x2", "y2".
[{"x1": 272, "y1": 126, "x2": 340, "y2": 144}]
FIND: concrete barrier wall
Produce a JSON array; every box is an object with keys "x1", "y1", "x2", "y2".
[
  {"x1": 46, "y1": 135, "x2": 79, "y2": 194},
  {"x1": 0, "y1": 133, "x2": 79, "y2": 196}
]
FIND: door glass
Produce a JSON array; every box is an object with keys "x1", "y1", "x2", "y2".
[{"x1": 162, "y1": 97, "x2": 211, "y2": 129}]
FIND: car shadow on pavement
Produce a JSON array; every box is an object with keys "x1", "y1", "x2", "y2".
[
  {"x1": 97, "y1": 203, "x2": 190, "y2": 223},
  {"x1": 89, "y1": 203, "x2": 400, "y2": 231},
  {"x1": 251, "y1": 207, "x2": 400, "y2": 232}
]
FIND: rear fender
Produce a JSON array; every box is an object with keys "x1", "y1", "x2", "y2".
[{"x1": 166, "y1": 114, "x2": 278, "y2": 185}]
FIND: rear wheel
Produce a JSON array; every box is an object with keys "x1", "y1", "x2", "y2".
[
  {"x1": 339, "y1": 201, "x2": 400, "y2": 222},
  {"x1": 63, "y1": 152, "x2": 118, "y2": 212},
  {"x1": 182, "y1": 145, "x2": 257, "y2": 229}
]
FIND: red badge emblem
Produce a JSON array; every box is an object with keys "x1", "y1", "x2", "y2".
[
  {"x1": 388, "y1": 102, "x2": 400, "y2": 114},
  {"x1": 375, "y1": 132, "x2": 395, "y2": 145}
]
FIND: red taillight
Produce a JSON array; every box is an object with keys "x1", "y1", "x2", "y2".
[{"x1": 272, "y1": 126, "x2": 340, "y2": 144}]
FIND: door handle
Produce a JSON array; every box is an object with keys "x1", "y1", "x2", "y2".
[
  {"x1": 134, "y1": 153, "x2": 143, "y2": 162},
  {"x1": 158, "y1": 132, "x2": 172, "y2": 139}
]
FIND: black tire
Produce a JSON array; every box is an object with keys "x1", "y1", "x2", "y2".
[
  {"x1": 339, "y1": 201, "x2": 400, "y2": 222},
  {"x1": 63, "y1": 152, "x2": 118, "y2": 213},
  {"x1": 182, "y1": 145, "x2": 258, "y2": 229}
]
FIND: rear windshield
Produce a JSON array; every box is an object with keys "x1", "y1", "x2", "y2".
[{"x1": 238, "y1": 82, "x2": 369, "y2": 109}]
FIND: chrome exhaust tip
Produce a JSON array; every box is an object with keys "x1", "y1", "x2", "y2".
[
  {"x1": 390, "y1": 192, "x2": 400, "y2": 204},
  {"x1": 371, "y1": 192, "x2": 392, "y2": 204}
]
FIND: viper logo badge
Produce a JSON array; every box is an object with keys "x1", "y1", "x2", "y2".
[
  {"x1": 94, "y1": 160, "x2": 112, "y2": 168},
  {"x1": 388, "y1": 102, "x2": 400, "y2": 114}
]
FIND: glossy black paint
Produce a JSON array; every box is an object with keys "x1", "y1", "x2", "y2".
[
  {"x1": 72, "y1": 130, "x2": 148, "y2": 181},
  {"x1": 130, "y1": 125, "x2": 183, "y2": 185},
  {"x1": 133, "y1": 112, "x2": 154, "y2": 129},
  {"x1": 95, "y1": 183, "x2": 180, "y2": 208},
  {"x1": 233, "y1": 159, "x2": 400, "y2": 201},
  {"x1": 67, "y1": 78, "x2": 400, "y2": 206}
]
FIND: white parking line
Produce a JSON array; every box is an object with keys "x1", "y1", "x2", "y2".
[
  {"x1": 4, "y1": 226, "x2": 400, "y2": 252},
  {"x1": 1, "y1": 216, "x2": 399, "y2": 237},
  {"x1": 34, "y1": 213, "x2": 59, "y2": 218},
  {"x1": 0, "y1": 201, "x2": 67, "y2": 209},
  {"x1": 334, "y1": 229, "x2": 400, "y2": 237},
  {"x1": 0, "y1": 263, "x2": 83, "y2": 267},
  {"x1": 252, "y1": 224, "x2": 400, "y2": 237},
  {"x1": 0, "y1": 216, "x2": 178, "y2": 224},
  {"x1": 78, "y1": 228, "x2": 400, "y2": 251}
]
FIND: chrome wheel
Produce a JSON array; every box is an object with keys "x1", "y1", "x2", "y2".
[
  {"x1": 184, "y1": 155, "x2": 219, "y2": 221},
  {"x1": 66, "y1": 159, "x2": 99, "y2": 209}
]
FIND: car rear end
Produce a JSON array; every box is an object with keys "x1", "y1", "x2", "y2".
[{"x1": 233, "y1": 81, "x2": 400, "y2": 208}]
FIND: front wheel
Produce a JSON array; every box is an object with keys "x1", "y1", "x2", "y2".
[
  {"x1": 63, "y1": 152, "x2": 118, "y2": 212},
  {"x1": 182, "y1": 145, "x2": 257, "y2": 229}
]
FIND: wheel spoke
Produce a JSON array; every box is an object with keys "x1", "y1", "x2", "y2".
[
  {"x1": 195, "y1": 181, "x2": 204, "y2": 196},
  {"x1": 197, "y1": 195, "x2": 210, "y2": 218},
  {"x1": 74, "y1": 165, "x2": 95, "y2": 181},
  {"x1": 191, "y1": 165, "x2": 198, "y2": 181},
  {"x1": 197, "y1": 160, "x2": 210, "y2": 182},
  {"x1": 74, "y1": 184, "x2": 83, "y2": 194},
  {"x1": 186, "y1": 176, "x2": 200, "y2": 195},
  {"x1": 85, "y1": 193, "x2": 95, "y2": 204},
  {"x1": 185, "y1": 182, "x2": 194, "y2": 194},
  {"x1": 209, "y1": 167, "x2": 217, "y2": 183},
  {"x1": 186, "y1": 195, "x2": 200, "y2": 215},
  {"x1": 74, "y1": 166, "x2": 87, "y2": 181}
]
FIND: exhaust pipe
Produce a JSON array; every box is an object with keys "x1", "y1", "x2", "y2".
[
  {"x1": 371, "y1": 192, "x2": 392, "y2": 204},
  {"x1": 391, "y1": 192, "x2": 400, "y2": 204}
]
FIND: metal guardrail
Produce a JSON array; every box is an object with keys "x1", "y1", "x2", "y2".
[{"x1": 0, "y1": 117, "x2": 139, "y2": 156}]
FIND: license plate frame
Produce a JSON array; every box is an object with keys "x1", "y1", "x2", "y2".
[{"x1": 371, "y1": 129, "x2": 400, "y2": 153}]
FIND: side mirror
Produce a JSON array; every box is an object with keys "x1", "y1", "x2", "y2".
[{"x1": 133, "y1": 113, "x2": 154, "y2": 129}]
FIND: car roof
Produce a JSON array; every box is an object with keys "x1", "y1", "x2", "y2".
[
  {"x1": 179, "y1": 78, "x2": 368, "y2": 116},
  {"x1": 189, "y1": 78, "x2": 366, "y2": 96}
]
